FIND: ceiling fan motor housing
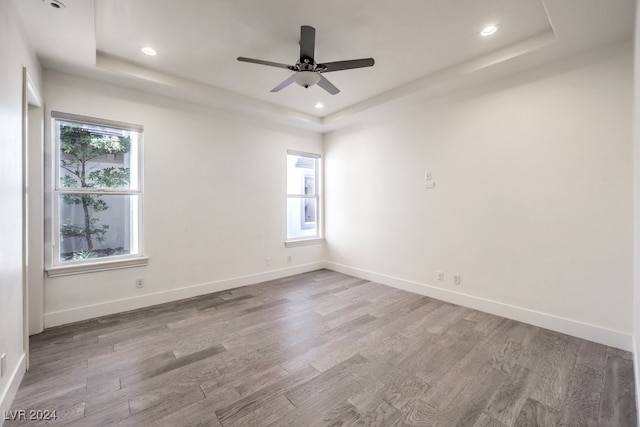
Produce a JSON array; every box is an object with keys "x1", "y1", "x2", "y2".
[{"x1": 299, "y1": 56, "x2": 315, "y2": 68}]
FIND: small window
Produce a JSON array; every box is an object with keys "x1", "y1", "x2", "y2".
[
  {"x1": 286, "y1": 150, "x2": 321, "y2": 241},
  {"x1": 51, "y1": 112, "x2": 143, "y2": 265}
]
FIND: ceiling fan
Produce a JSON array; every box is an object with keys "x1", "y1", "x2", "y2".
[{"x1": 237, "y1": 25, "x2": 374, "y2": 95}]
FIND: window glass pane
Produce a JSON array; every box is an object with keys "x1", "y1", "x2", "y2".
[
  {"x1": 58, "y1": 120, "x2": 140, "y2": 190},
  {"x1": 287, "y1": 154, "x2": 316, "y2": 195},
  {"x1": 58, "y1": 194, "x2": 139, "y2": 262},
  {"x1": 287, "y1": 197, "x2": 318, "y2": 239}
]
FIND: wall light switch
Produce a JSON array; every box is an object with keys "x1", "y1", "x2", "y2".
[{"x1": 425, "y1": 172, "x2": 432, "y2": 181}]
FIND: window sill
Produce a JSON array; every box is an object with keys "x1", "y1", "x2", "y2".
[
  {"x1": 284, "y1": 238, "x2": 325, "y2": 248},
  {"x1": 46, "y1": 256, "x2": 149, "y2": 278}
]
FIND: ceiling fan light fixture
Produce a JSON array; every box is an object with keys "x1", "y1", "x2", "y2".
[
  {"x1": 294, "y1": 71, "x2": 321, "y2": 88},
  {"x1": 480, "y1": 25, "x2": 498, "y2": 37}
]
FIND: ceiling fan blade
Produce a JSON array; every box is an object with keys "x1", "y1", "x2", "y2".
[
  {"x1": 318, "y1": 75, "x2": 340, "y2": 95},
  {"x1": 299, "y1": 25, "x2": 315, "y2": 60},
  {"x1": 319, "y1": 58, "x2": 375, "y2": 73},
  {"x1": 270, "y1": 75, "x2": 296, "y2": 92},
  {"x1": 237, "y1": 57, "x2": 293, "y2": 69}
]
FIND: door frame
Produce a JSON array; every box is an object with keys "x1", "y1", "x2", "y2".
[{"x1": 22, "y1": 68, "x2": 43, "y2": 369}]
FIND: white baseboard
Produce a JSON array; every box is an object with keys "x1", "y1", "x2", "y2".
[
  {"x1": 44, "y1": 262, "x2": 326, "y2": 328},
  {"x1": 326, "y1": 262, "x2": 633, "y2": 351},
  {"x1": 0, "y1": 353, "x2": 25, "y2": 427},
  {"x1": 42, "y1": 260, "x2": 633, "y2": 351}
]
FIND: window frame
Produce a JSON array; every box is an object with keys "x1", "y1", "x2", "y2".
[
  {"x1": 285, "y1": 149, "x2": 323, "y2": 247},
  {"x1": 46, "y1": 111, "x2": 147, "y2": 277}
]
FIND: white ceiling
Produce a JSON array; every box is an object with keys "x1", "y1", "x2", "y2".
[{"x1": 13, "y1": 0, "x2": 635, "y2": 131}]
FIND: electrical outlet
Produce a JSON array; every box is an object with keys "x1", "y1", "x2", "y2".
[
  {"x1": 1, "y1": 353, "x2": 6, "y2": 377},
  {"x1": 287, "y1": 255, "x2": 292, "y2": 263},
  {"x1": 265, "y1": 257, "x2": 271, "y2": 266},
  {"x1": 437, "y1": 271, "x2": 444, "y2": 281},
  {"x1": 135, "y1": 278, "x2": 144, "y2": 289},
  {"x1": 453, "y1": 274, "x2": 461, "y2": 285}
]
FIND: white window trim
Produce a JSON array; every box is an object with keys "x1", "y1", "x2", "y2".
[
  {"x1": 286, "y1": 149, "x2": 323, "y2": 244},
  {"x1": 46, "y1": 256, "x2": 149, "y2": 278},
  {"x1": 284, "y1": 238, "x2": 325, "y2": 248},
  {"x1": 47, "y1": 111, "x2": 146, "y2": 275}
]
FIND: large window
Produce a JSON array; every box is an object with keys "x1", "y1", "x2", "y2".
[
  {"x1": 286, "y1": 150, "x2": 321, "y2": 243},
  {"x1": 51, "y1": 112, "x2": 143, "y2": 267}
]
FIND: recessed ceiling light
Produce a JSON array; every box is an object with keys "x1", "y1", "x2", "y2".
[
  {"x1": 315, "y1": 102, "x2": 324, "y2": 109},
  {"x1": 480, "y1": 25, "x2": 498, "y2": 37},
  {"x1": 44, "y1": 0, "x2": 66, "y2": 9},
  {"x1": 141, "y1": 47, "x2": 157, "y2": 56}
]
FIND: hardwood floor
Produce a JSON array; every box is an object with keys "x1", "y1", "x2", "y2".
[{"x1": 6, "y1": 270, "x2": 637, "y2": 426}]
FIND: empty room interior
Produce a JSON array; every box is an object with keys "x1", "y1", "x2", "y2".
[{"x1": 2, "y1": 0, "x2": 640, "y2": 425}]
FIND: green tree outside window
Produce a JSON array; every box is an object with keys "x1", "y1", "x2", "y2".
[{"x1": 59, "y1": 125, "x2": 131, "y2": 259}]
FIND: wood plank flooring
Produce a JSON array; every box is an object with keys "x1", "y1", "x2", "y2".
[{"x1": 6, "y1": 270, "x2": 637, "y2": 426}]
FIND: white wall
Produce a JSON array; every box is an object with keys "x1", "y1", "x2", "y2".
[
  {"x1": 42, "y1": 71, "x2": 324, "y2": 326},
  {"x1": 325, "y1": 42, "x2": 634, "y2": 349},
  {"x1": 0, "y1": 0, "x2": 42, "y2": 420},
  {"x1": 632, "y1": 0, "x2": 640, "y2": 418}
]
